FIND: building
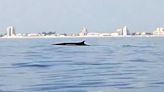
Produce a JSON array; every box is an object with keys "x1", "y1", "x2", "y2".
[
  {"x1": 122, "y1": 26, "x2": 129, "y2": 36},
  {"x1": 87, "y1": 32, "x2": 100, "y2": 37},
  {"x1": 116, "y1": 26, "x2": 129, "y2": 36},
  {"x1": 79, "y1": 27, "x2": 88, "y2": 36},
  {"x1": 110, "y1": 32, "x2": 119, "y2": 36},
  {"x1": 140, "y1": 32, "x2": 152, "y2": 35},
  {"x1": 99, "y1": 33, "x2": 111, "y2": 36},
  {"x1": 153, "y1": 28, "x2": 164, "y2": 35},
  {"x1": 27, "y1": 33, "x2": 41, "y2": 37},
  {"x1": 116, "y1": 28, "x2": 123, "y2": 35},
  {"x1": 7, "y1": 26, "x2": 16, "y2": 37}
]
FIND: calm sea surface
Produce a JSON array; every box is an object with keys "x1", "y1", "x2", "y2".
[{"x1": 0, "y1": 37, "x2": 164, "y2": 92}]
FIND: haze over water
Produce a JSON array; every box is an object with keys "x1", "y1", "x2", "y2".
[{"x1": 0, "y1": 37, "x2": 164, "y2": 92}]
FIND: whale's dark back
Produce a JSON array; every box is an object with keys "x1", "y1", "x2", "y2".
[{"x1": 53, "y1": 41, "x2": 89, "y2": 46}]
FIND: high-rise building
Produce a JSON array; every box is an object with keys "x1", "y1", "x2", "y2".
[
  {"x1": 116, "y1": 26, "x2": 129, "y2": 36},
  {"x1": 7, "y1": 26, "x2": 16, "y2": 37},
  {"x1": 122, "y1": 26, "x2": 129, "y2": 36},
  {"x1": 79, "y1": 27, "x2": 88, "y2": 36}
]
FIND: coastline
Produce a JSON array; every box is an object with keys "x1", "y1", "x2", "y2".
[{"x1": 1, "y1": 35, "x2": 164, "y2": 39}]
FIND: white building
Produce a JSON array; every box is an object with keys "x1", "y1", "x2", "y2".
[
  {"x1": 111, "y1": 32, "x2": 119, "y2": 36},
  {"x1": 116, "y1": 28, "x2": 123, "y2": 35},
  {"x1": 116, "y1": 26, "x2": 129, "y2": 36},
  {"x1": 122, "y1": 26, "x2": 129, "y2": 36},
  {"x1": 27, "y1": 33, "x2": 41, "y2": 37},
  {"x1": 7, "y1": 26, "x2": 16, "y2": 37},
  {"x1": 87, "y1": 32, "x2": 100, "y2": 37},
  {"x1": 99, "y1": 33, "x2": 111, "y2": 36},
  {"x1": 153, "y1": 28, "x2": 164, "y2": 35},
  {"x1": 79, "y1": 27, "x2": 88, "y2": 36}
]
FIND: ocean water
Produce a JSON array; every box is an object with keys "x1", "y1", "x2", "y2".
[{"x1": 0, "y1": 37, "x2": 164, "y2": 92}]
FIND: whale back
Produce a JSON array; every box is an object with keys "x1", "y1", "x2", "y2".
[
  {"x1": 53, "y1": 41, "x2": 88, "y2": 46},
  {"x1": 79, "y1": 41, "x2": 85, "y2": 45}
]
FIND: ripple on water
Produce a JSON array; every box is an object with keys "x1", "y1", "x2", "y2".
[
  {"x1": 128, "y1": 59, "x2": 153, "y2": 63},
  {"x1": 122, "y1": 45, "x2": 154, "y2": 48},
  {"x1": 12, "y1": 62, "x2": 53, "y2": 68},
  {"x1": 151, "y1": 81, "x2": 164, "y2": 87}
]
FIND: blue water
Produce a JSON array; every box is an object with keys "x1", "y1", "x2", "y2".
[{"x1": 0, "y1": 37, "x2": 164, "y2": 92}]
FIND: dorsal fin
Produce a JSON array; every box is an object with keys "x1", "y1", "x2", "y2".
[{"x1": 81, "y1": 41, "x2": 85, "y2": 44}]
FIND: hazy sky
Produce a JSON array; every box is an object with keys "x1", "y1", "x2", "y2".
[{"x1": 0, "y1": 0, "x2": 164, "y2": 34}]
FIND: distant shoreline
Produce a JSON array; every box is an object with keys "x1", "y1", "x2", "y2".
[{"x1": 1, "y1": 35, "x2": 164, "y2": 39}]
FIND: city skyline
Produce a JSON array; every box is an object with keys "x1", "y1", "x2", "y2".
[
  {"x1": 1, "y1": 25, "x2": 164, "y2": 38},
  {"x1": 0, "y1": 0, "x2": 164, "y2": 34}
]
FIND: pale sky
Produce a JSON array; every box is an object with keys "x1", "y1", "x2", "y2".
[{"x1": 0, "y1": 0, "x2": 164, "y2": 34}]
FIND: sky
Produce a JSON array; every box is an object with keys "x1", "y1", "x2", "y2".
[{"x1": 0, "y1": 0, "x2": 164, "y2": 34}]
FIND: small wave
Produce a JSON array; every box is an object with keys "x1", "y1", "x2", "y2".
[
  {"x1": 12, "y1": 62, "x2": 52, "y2": 68},
  {"x1": 0, "y1": 90, "x2": 18, "y2": 92},
  {"x1": 118, "y1": 86, "x2": 136, "y2": 89},
  {"x1": 105, "y1": 83, "x2": 130, "y2": 87},
  {"x1": 23, "y1": 51, "x2": 40, "y2": 54},
  {"x1": 151, "y1": 82, "x2": 164, "y2": 85},
  {"x1": 72, "y1": 62, "x2": 122, "y2": 66},
  {"x1": 78, "y1": 81, "x2": 105, "y2": 86},
  {"x1": 122, "y1": 45, "x2": 138, "y2": 47},
  {"x1": 122, "y1": 45, "x2": 154, "y2": 48},
  {"x1": 128, "y1": 59, "x2": 152, "y2": 63}
]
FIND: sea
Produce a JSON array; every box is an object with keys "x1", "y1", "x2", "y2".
[{"x1": 0, "y1": 37, "x2": 164, "y2": 92}]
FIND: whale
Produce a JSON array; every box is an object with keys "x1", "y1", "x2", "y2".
[{"x1": 52, "y1": 41, "x2": 89, "y2": 46}]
